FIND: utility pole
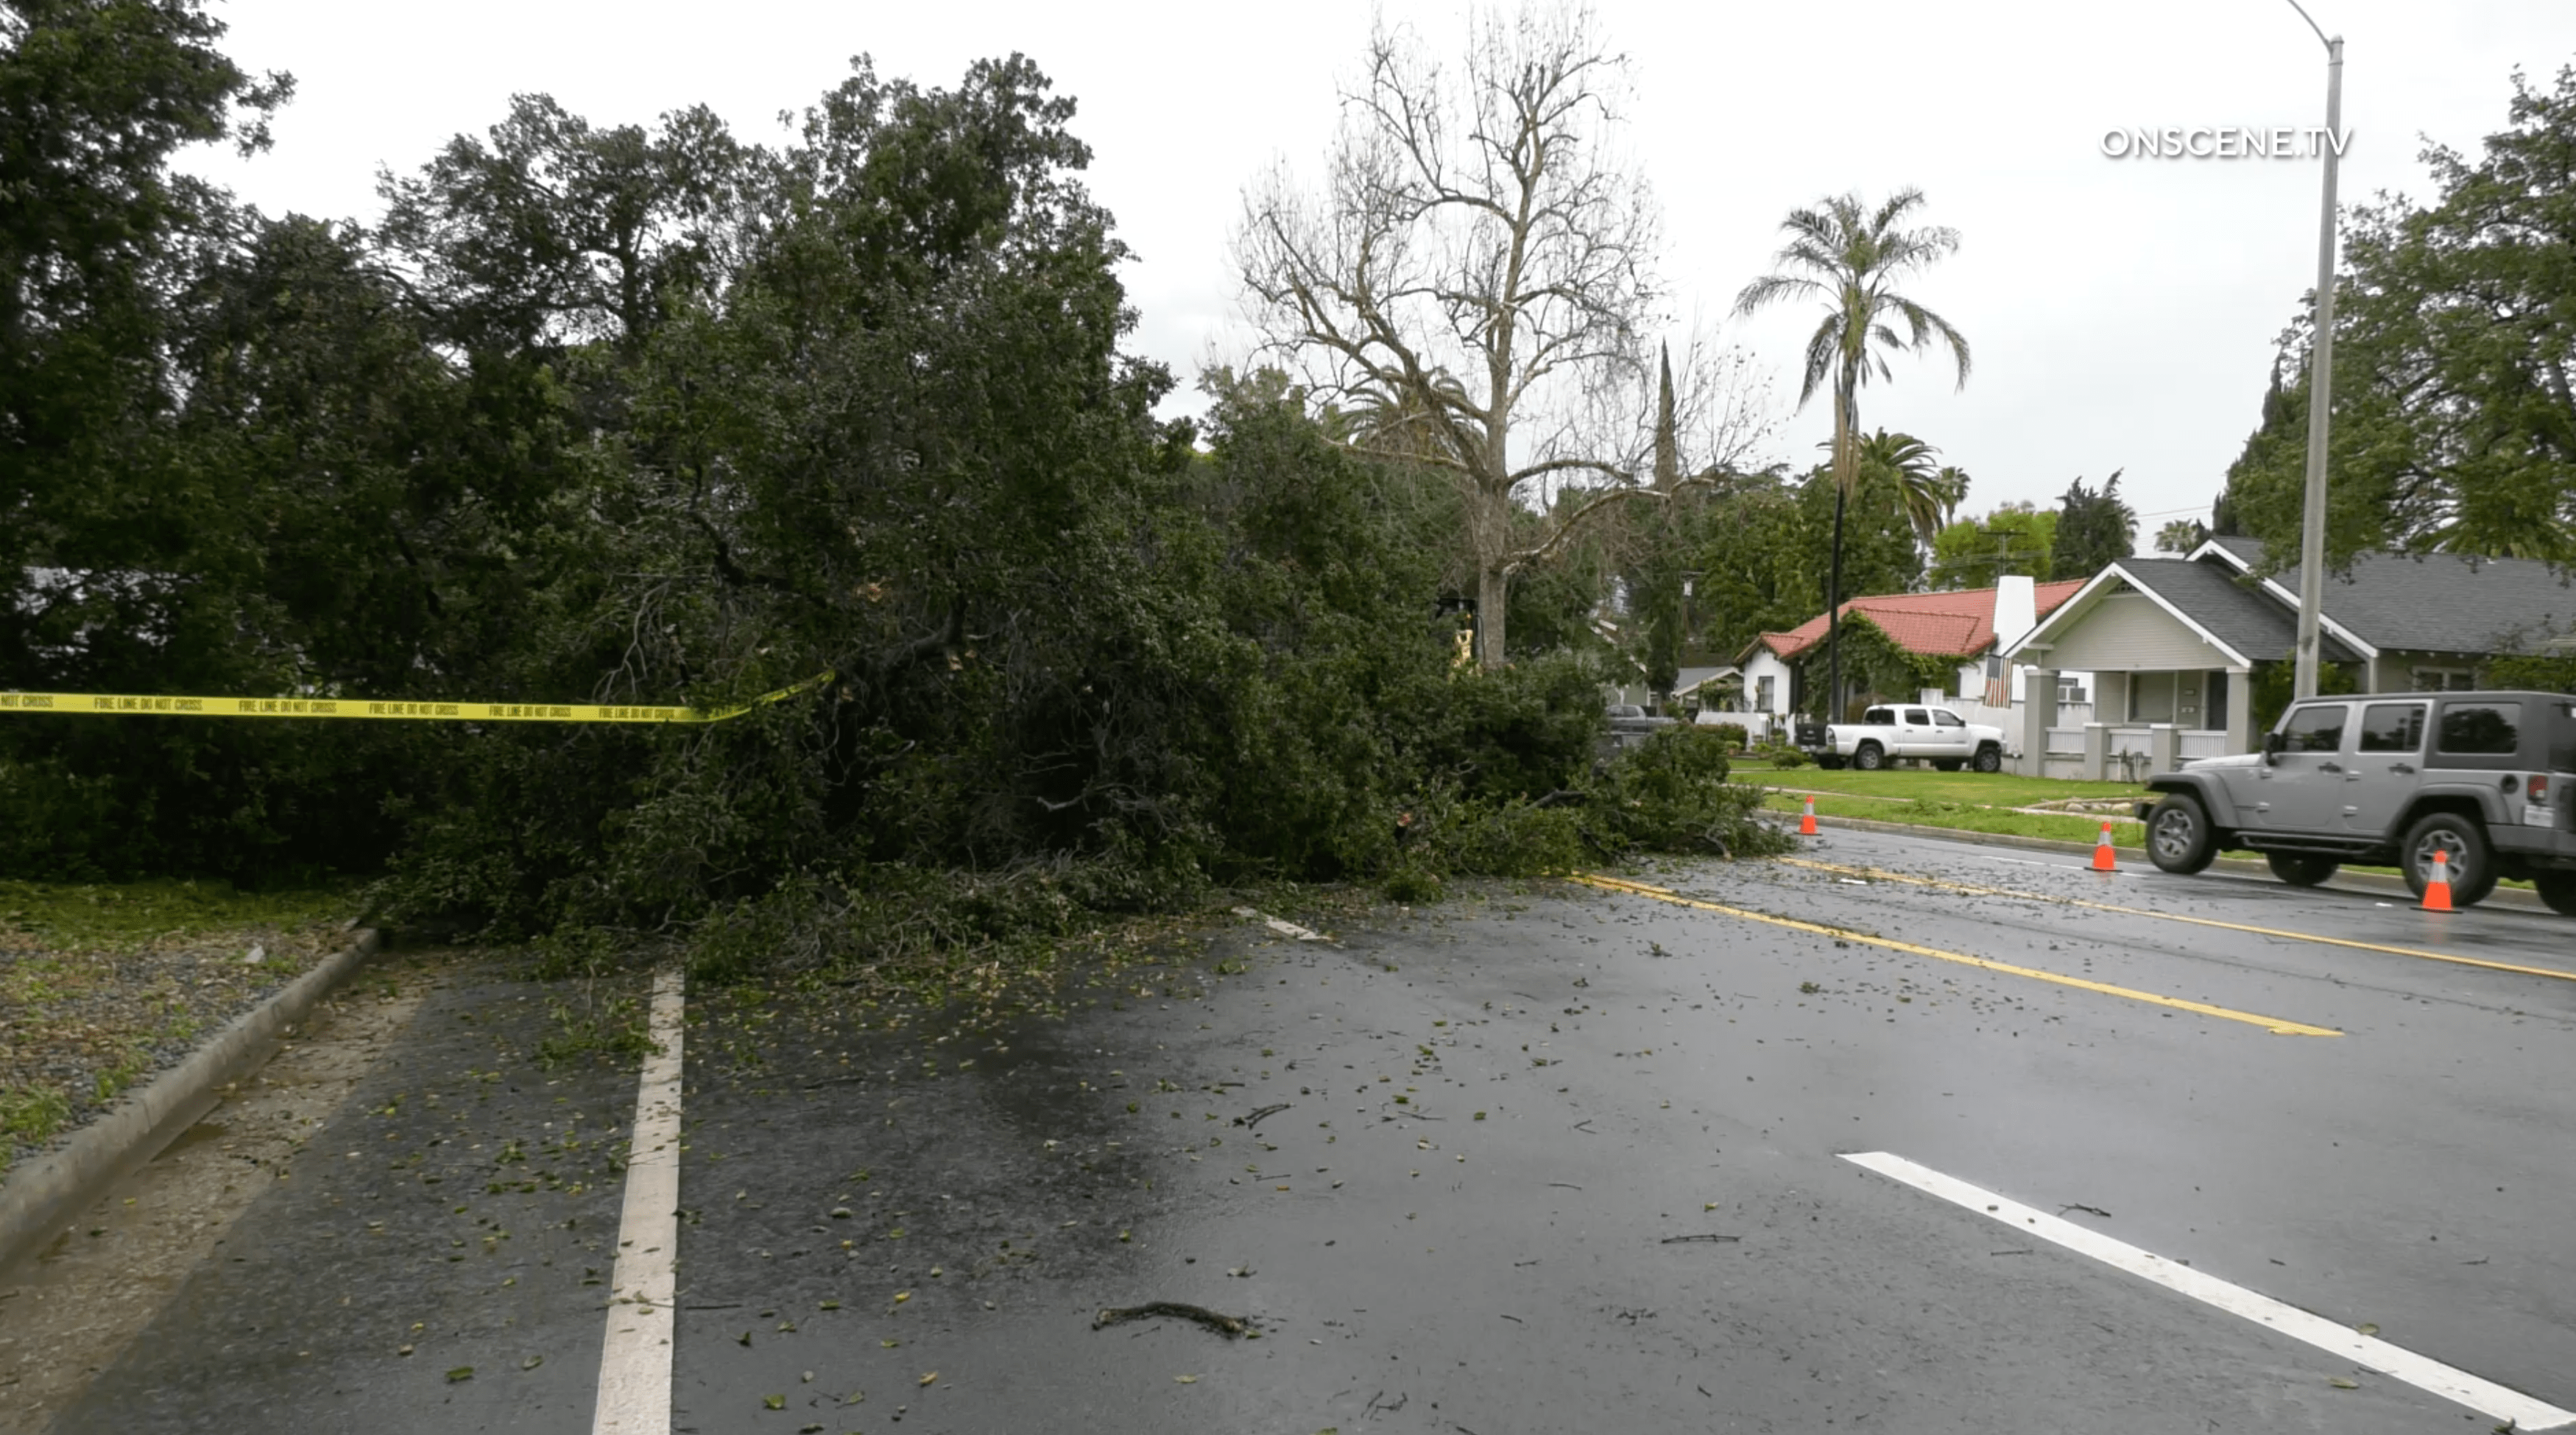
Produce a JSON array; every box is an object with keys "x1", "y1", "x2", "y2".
[{"x1": 2287, "y1": 0, "x2": 2343, "y2": 698}]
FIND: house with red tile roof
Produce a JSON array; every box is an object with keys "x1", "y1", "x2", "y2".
[{"x1": 1727, "y1": 576, "x2": 2089, "y2": 729}]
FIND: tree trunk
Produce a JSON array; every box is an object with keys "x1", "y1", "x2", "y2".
[
  {"x1": 1826, "y1": 482, "x2": 1846, "y2": 724},
  {"x1": 1477, "y1": 560, "x2": 1508, "y2": 669},
  {"x1": 1825, "y1": 388, "x2": 1853, "y2": 722}
]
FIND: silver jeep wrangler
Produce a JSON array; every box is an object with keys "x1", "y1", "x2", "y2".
[{"x1": 2135, "y1": 691, "x2": 2576, "y2": 913}]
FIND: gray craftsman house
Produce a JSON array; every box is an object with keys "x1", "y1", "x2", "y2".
[{"x1": 1994, "y1": 537, "x2": 2575, "y2": 778}]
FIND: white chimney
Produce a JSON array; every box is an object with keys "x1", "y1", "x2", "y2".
[{"x1": 1992, "y1": 574, "x2": 2038, "y2": 654}]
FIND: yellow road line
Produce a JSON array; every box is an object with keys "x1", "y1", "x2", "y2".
[
  {"x1": 1779, "y1": 856, "x2": 2576, "y2": 987},
  {"x1": 1570, "y1": 872, "x2": 2341, "y2": 1037}
]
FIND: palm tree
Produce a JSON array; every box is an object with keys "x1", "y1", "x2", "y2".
[
  {"x1": 1736, "y1": 190, "x2": 1971, "y2": 723},
  {"x1": 1840, "y1": 429, "x2": 1966, "y2": 550}
]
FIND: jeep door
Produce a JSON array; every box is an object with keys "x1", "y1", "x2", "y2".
[
  {"x1": 2344, "y1": 699, "x2": 2427, "y2": 839},
  {"x1": 2246, "y1": 702, "x2": 2352, "y2": 834}
]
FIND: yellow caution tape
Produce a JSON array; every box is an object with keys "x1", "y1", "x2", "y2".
[{"x1": 0, "y1": 671, "x2": 833, "y2": 724}]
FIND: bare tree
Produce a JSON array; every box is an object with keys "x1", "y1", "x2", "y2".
[{"x1": 1235, "y1": 2, "x2": 1763, "y2": 667}]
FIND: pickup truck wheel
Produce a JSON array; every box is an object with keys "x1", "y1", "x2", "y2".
[
  {"x1": 2402, "y1": 812, "x2": 2499, "y2": 906},
  {"x1": 2535, "y1": 872, "x2": 2576, "y2": 917},
  {"x1": 2146, "y1": 794, "x2": 2217, "y2": 875},
  {"x1": 1852, "y1": 742, "x2": 1885, "y2": 772},
  {"x1": 1971, "y1": 744, "x2": 2002, "y2": 774},
  {"x1": 2265, "y1": 853, "x2": 2339, "y2": 887}
]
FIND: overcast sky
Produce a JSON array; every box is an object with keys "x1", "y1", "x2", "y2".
[{"x1": 176, "y1": 0, "x2": 2576, "y2": 551}]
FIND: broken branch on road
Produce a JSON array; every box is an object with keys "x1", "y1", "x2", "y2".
[{"x1": 1093, "y1": 1302, "x2": 1253, "y2": 1339}]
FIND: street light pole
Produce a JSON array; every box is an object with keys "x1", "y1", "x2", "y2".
[{"x1": 2287, "y1": 0, "x2": 2343, "y2": 699}]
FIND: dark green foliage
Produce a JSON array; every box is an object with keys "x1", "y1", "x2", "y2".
[
  {"x1": 2249, "y1": 657, "x2": 2359, "y2": 735},
  {"x1": 1581, "y1": 727, "x2": 1785, "y2": 858},
  {"x1": 2484, "y1": 651, "x2": 2576, "y2": 694},
  {"x1": 2049, "y1": 472, "x2": 2136, "y2": 579},
  {"x1": 1794, "y1": 610, "x2": 1953, "y2": 711},
  {"x1": 2, "y1": 29, "x2": 1785, "y2": 979},
  {"x1": 2222, "y1": 66, "x2": 2576, "y2": 567}
]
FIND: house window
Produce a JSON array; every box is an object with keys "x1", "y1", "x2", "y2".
[
  {"x1": 2413, "y1": 667, "x2": 2476, "y2": 692},
  {"x1": 2057, "y1": 676, "x2": 2089, "y2": 705},
  {"x1": 1757, "y1": 674, "x2": 1776, "y2": 712}
]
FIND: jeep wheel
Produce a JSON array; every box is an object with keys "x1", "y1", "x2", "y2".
[
  {"x1": 1815, "y1": 754, "x2": 1846, "y2": 771},
  {"x1": 1931, "y1": 759, "x2": 1962, "y2": 772},
  {"x1": 2265, "y1": 853, "x2": 2339, "y2": 887},
  {"x1": 1853, "y1": 742, "x2": 1885, "y2": 772},
  {"x1": 1971, "y1": 744, "x2": 2002, "y2": 773},
  {"x1": 2536, "y1": 871, "x2": 2576, "y2": 917},
  {"x1": 2146, "y1": 794, "x2": 2217, "y2": 875},
  {"x1": 2402, "y1": 812, "x2": 2499, "y2": 907}
]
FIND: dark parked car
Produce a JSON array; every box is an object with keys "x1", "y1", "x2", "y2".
[
  {"x1": 1603, "y1": 703, "x2": 1676, "y2": 753},
  {"x1": 2136, "y1": 690, "x2": 2576, "y2": 912}
]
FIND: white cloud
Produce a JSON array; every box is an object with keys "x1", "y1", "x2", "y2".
[{"x1": 177, "y1": 0, "x2": 2576, "y2": 538}]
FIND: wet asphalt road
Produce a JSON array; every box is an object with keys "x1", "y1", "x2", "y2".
[{"x1": 35, "y1": 828, "x2": 2576, "y2": 1433}]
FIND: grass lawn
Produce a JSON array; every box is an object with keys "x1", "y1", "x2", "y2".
[
  {"x1": 1735, "y1": 765, "x2": 2148, "y2": 810},
  {"x1": 1757, "y1": 791, "x2": 2145, "y2": 847},
  {"x1": 1, "y1": 878, "x2": 361, "y2": 1175}
]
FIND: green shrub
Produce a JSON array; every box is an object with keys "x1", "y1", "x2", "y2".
[{"x1": 1582, "y1": 726, "x2": 1788, "y2": 859}]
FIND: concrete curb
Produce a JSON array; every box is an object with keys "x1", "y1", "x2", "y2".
[
  {"x1": 0, "y1": 927, "x2": 384, "y2": 1285},
  {"x1": 1797, "y1": 812, "x2": 2547, "y2": 912}
]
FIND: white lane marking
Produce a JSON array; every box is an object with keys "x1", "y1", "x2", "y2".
[
  {"x1": 1232, "y1": 906, "x2": 1330, "y2": 942},
  {"x1": 1843, "y1": 1152, "x2": 2575, "y2": 1431},
  {"x1": 590, "y1": 967, "x2": 686, "y2": 1435}
]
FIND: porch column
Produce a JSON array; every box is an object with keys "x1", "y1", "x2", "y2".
[
  {"x1": 2018, "y1": 667, "x2": 2058, "y2": 777},
  {"x1": 2083, "y1": 723, "x2": 2109, "y2": 781},
  {"x1": 2224, "y1": 666, "x2": 2255, "y2": 753},
  {"x1": 2148, "y1": 722, "x2": 2180, "y2": 777}
]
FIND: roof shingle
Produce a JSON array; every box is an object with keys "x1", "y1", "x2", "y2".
[
  {"x1": 1750, "y1": 579, "x2": 2084, "y2": 663},
  {"x1": 2215, "y1": 540, "x2": 2576, "y2": 655}
]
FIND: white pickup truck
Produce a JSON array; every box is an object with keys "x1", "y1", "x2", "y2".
[{"x1": 1797, "y1": 703, "x2": 2010, "y2": 772}]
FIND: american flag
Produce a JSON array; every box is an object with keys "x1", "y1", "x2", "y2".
[{"x1": 1981, "y1": 654, "x2": 2013, "y2": 708}]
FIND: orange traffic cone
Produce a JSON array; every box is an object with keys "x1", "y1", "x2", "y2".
[
  {"x1": 2091, "y1": 819, "x2": 2117, "y2": 872},
  {"x1": 2422, "y1": 850, "x2": 2455, "y2": 913},
  {"x1": 1799, "y1": 794, "x2": 1819, "y2": 837}
]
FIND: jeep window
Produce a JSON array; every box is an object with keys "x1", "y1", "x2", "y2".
[
  {"x1": 2281, "y1": 705, "x2": 2346, "y2": 753},
  {"x1": 2357, "y1": 702, "x2": 2426, "y2": 754},
  {"x1": 1933, "y1": 711, "x2": 1965, "y2": 727},
  {"x1": 1903, "y1": 708, "x2": 1930, "y2": 725},
  {"x1": 2437, "y1": 702, "x2": 2521, "y2": 756}
]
